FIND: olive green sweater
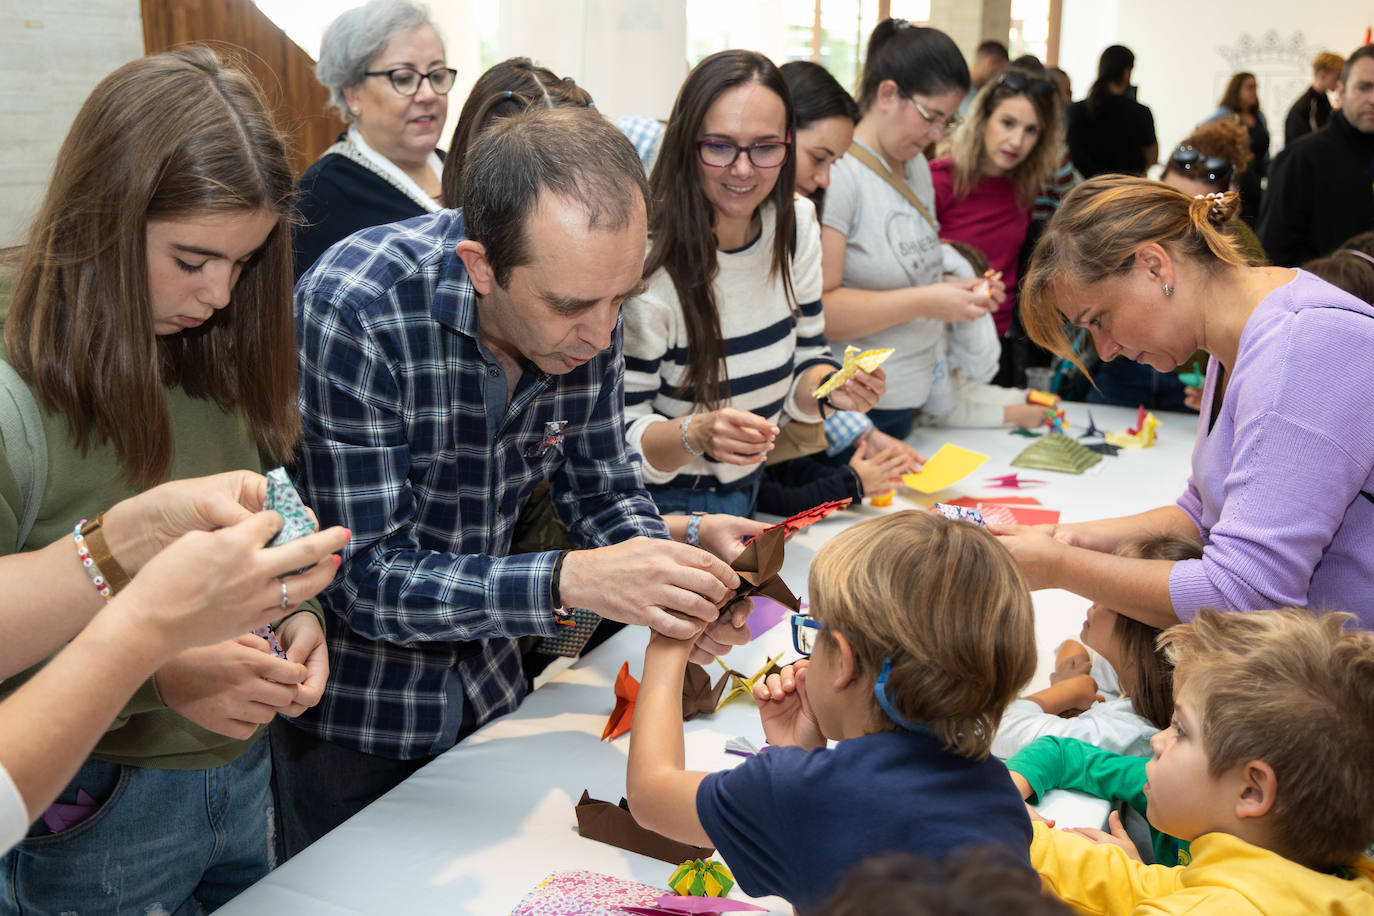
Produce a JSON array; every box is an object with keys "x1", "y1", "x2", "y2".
[{"x1": 1, "y1": 332, "x2": 322, "y2": 770}]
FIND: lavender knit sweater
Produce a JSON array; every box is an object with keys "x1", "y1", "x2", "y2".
[{"x1": 1171, "y1": 270, "x2": 1374, "y2": 627}]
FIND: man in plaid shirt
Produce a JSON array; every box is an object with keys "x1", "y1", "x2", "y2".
[{"x1": 273, "y1": 109, "x2": 742, "y2": 857}]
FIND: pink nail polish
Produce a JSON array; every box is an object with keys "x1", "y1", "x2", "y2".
[{"x1": 331, "y1": 555, "x2": 342, "y2": 568}]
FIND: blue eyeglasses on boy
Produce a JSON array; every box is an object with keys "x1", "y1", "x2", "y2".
[{"x1": 790, "y1": 612, "x2": 828, "y2": 656}]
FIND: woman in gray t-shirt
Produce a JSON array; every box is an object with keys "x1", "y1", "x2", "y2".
[{"x1": 821, "y1": 19, "x2": 1005, "y2": 439}]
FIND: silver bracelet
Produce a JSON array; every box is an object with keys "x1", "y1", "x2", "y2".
[{"x1": 680, "y1": 415, "x2": 703, "y2": 457}]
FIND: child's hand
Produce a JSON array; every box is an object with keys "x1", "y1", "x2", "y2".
[
  {"x1": 1025, "y1": 802, "x2": 1054, "y2": 828},
  {"x1": 752, "y1": 661, "x2": 825, "y2": 750},
  {"x1": 1050, "y1": 640, "x2": 1092, "y2": 683},
  {"x1": 849, "y1": 436, "x2": 910, "y2": 495},
  {"x1": 863, "y1": 429, "x2": 925, "y2": 470},
  {"x1": 1064, "y1": 810, "x2": 1143, "y2": 862},
  {"x1": 1183, "y1": 386, "x2": 1203, "y2": 411},
  {"x1": 1024, "y1": 672, "x2": 1103, "y2": 717}
]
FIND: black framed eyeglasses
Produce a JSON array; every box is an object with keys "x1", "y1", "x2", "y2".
[
  {"x1": 363, "y1": 67, "x2": 458, "y2": 97},
  {"x1": 696, "y1": 135, "x2": 791, "y2": 169},
  {"x1": 1170, "y1": 145, "x2": 1234, "y2": 183}
]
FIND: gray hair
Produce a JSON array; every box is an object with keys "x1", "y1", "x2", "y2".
[
  {"x1": 463, "y1": 107, "x2": 648, "y2": 289},
  {"x1": 315, "y1": 0, "x2": 442, "y2": 120}
]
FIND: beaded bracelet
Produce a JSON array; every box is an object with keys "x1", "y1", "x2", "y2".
[
  {"x1": 74, "y1": 521, "x2": 114, "y2": 601},
  {"x1": 680, "y1": 415, "x2": 703, "y2": 457}
]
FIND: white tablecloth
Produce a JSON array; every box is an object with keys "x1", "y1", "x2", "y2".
[{"x1": 222, "y1": 402, "x2": 1196, "y2": 915}]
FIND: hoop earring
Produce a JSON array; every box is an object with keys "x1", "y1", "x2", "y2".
[{"x1": 1162, "y1": 283, "x2": 1174, "y2": 297}]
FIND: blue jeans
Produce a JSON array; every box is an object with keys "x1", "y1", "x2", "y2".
[
  {"x1": 0, "y1": 736, "x2": 272, "y2": 914},
  {"x1": 648, "y1": 474, "x2": 763, "y2": 517}
]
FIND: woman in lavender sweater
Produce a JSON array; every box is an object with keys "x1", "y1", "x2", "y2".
[{"x1": 995, "y1": 176, "x2": 1374, "y2": 630}]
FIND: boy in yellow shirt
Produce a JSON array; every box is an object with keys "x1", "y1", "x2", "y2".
[{"x1": 1032, "y1": 608, "x2": 1374, "y2": 915}]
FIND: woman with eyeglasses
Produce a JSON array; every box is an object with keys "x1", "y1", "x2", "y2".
[
  {"x1": 820, "y1": 20, "x2": 1005, "y2": 443},
  {"x1": 1203, "y1": 72, "x2": 1270, "y2": 226},
  {"x1": 293, "y1": 0, "x2": 454, "y2": 279},
  {"x1": 621, "y1": 50, "x2": 884, "y2": 517}
]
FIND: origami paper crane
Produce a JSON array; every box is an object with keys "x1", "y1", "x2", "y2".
[
  {"x1": 730, "y1": 526, "x2": 801, "y2": 611},
  {"x1": 575, "y1": 791, "x2": 715, "y2": 864},
  {"x1": 1011, "y1": 435, "x2": 1103, "y2": 474},
  {"x1": 1106, "y1": 412, "x2": 1161, "y2": 449},
  {"x1": 754, "y1": 497, "x2": 851, "y2": 540},
  {"x1": 974, "y1": 268, "x2": 1003, "y2": 298},
  {"x1": 811, "y1": 345, "x2": 895, "y2": 398},
  {"x1": 681, "y1": 663, "x2": 729, "y2": 720},
  {"x1": 1084, "y1": 442, "x2": 1122, "y2": 456},
  {"x1": 601, "y1": 661, "x2": 640, "y2": 741},
  {"x1": 714, "y1": 653, "x2": 784, "y2": 710},
  {"x1": 1079, "y1": 410, "x2": 1106, "y2": 440},
  {"x1": 1177, "y1": 361, "x2": 1206, "y2": 388},
  {"x1": 985, "y1": 473, "x2": 1047, "y2": 489},
  {"x1": 669, "y1": 859, "x2": 735, "y2": 897}
]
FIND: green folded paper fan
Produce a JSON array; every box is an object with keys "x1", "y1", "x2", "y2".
[
  {"x1": 669, "y1": 859, "x2": 735, "y2": 897},
  {"x1": 1010, "y1": 434, "x2": 1102, "y2": 474}
]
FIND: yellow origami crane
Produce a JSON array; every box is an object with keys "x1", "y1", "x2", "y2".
[
  {"x1": 812, "y1": 345, "x2": 895, "y2": 399},
  {"x1": 1105, "y1": 412, "x2": 1161, "y2": 449},
  {"x1": 714, "y1": 652, "x2": 784, "y2": 710}
]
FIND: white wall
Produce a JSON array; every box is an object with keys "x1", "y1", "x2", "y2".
[
  {"x1": 0, "y1": 0, "x2": 144, "y2": 247},
  {"x1": 1059, "y1": 0, "x2": 1371, "y2": 167},
  {"x1": 498, "y1": 0, "x2": 688, "y2": 121}
]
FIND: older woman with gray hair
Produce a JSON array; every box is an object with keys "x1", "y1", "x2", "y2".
[{"x1": 293, "y1": 0, "x2": 453, "y2": 279}]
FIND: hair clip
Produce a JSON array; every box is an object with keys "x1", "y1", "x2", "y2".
[
  {"x1": 1195, "y1": 191, "x2": 1227, "y2": 223},
  {"x1": 893, "y1": 17, "x2": 911, "y2": 28},
  {"x1": 1340, "y1": 248, "x2": 1374, "y2": 268},
  {"x1": 505, "y1": 90, "x2": 513, "y2": 99}
]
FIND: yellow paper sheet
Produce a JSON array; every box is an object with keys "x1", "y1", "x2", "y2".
[{"x1": 901, "y1": 443, "x2": 989, "y2": 494}]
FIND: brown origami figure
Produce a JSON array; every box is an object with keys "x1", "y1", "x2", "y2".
[{"x1": 574, "y1": 791, "x2": 715, "y2": 864}]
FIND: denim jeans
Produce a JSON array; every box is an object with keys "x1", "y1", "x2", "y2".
[
  {"x1": 0, "y1": 736, "x2": 272, "y2": 914},
  {"x1": 648, "y1": 474, "x2": 763, "y2": 517}
]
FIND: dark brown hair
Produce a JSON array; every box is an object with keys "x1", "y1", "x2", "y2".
[
  {"x1": 856, "y1": 19, "x2": 969, "y2": 114},
  {"x1": 1111, "y1": 535, "x2": 1203, "y2": 728},
  {"x1": 462, "y1": 107, "x2": 647, "y2": 290},
  {"x1": 644, "y1": 50, "x2": 797, "y2": 409},
  {"x1": 1303, "y1": 251, "x2": 1374, "y2": 303},
  {"x1": 1162, "y1": 609, "x2": 1374, "y2": 869},
  {"x1": 440, "y1": 57, "x2": 593, "y2": 207},
  {"x1": 5, "y1": 46, "x2": 300, "y2": 489},
  {"x1": 1021, "y1": 176, "x2": 1245, "y2": 370},
  {"x1": 809, "y1": 511, "x2": 1036, "y2": 760},
  {"x1": 1218, "y1": 71, "x2": 1259, "y2": 115}
]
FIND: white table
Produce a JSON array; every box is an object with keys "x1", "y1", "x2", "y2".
[{"x1": 222, "y1": 402, "x2": 1195, "y2": 916}]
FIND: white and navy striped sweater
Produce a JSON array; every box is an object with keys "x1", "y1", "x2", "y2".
[{"x1": 623, "y1": 197, "x2": 836, "y2": 488}]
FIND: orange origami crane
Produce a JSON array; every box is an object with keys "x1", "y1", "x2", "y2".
[{"x1": 601, "y1": 661, "x2": 640, "y2": 741}]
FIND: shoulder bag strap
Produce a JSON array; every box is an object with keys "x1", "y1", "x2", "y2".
[
  {"x1": 845, "y1": 141, "x2": 939, "y2": 234},
  {"x1": 0, "y1": 359, "x2": 47, "y2": 551}
]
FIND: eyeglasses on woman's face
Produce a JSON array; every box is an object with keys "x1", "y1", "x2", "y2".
[
  {"x1": 695, "y1": 136, "x2": 792, "y2": 169},
  {"x1": 901, "y1": 93, "x2": 959, "y2": 135},
  {"x1": 363, "y1": 66, "x2": 458, "y2": 97}
]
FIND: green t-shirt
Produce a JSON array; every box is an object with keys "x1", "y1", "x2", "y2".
[
  {"x1": 1, "y1": 296, "x2": 321, "y2": 770},
  {"x1": 1007, "y1": 735, "x2": 1192, "y2": 867}
]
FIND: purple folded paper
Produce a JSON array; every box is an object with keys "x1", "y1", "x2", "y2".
[
  {"x1": 746, "y1": 597, "x2": 789, "y2": 642},
  {"x1": 42, "y1": 789, "x2": 97, "y2": 833}
]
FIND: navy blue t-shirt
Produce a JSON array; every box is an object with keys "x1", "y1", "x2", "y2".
[{"x1": 696, "y1": 729, "x2": 1033, "y2": 911}]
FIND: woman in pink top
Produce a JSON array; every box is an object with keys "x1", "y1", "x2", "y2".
[{"x1": 931, "y1": 68, "x2": 1062, "y2": 343}]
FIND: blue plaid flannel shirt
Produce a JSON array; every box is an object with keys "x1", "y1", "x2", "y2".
[{"x1": 290, "y1": 209, "x2": 668, "y2": 760}]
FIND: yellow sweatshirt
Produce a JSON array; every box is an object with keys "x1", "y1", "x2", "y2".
[{"x1": 1031, "y1": 821, "x2": 1374, "y2": 915}]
